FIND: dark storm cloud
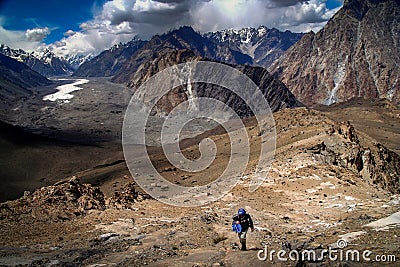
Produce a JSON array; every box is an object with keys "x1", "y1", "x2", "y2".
[{"x1": 267, "y1": 0, "x2": 308, "y2": 7}]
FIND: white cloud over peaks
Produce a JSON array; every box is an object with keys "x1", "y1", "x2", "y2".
[
  {"x1": 49, "y1": 26, "x2": 135, "y2": 57},
  {"x1": 0, "y1": 25, "x2": 45, "y2": 52},
  {"x1": 25, "y1": 27, "x2": 50, "y2": 42},
  {"x1": 192, "y1": 0, "x2": 340, "y2": 33},
  {"x1": 91, "y1": 0, "x2": 339, "y2": 38}
]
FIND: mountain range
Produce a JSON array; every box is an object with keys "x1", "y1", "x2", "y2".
[
  {"x1": 73, "y1": 26, "x2": 303, "y2": 79},
  {"x1": 1, "y1": 0, "x2": 400, "y2": 108},
  {"x1": 204, "y1": 26, "x2": 303, "y2": 68}
]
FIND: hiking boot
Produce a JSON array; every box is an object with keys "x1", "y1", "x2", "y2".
[{"x1": 241, "y1": 240, "x2": 247, "y2": 251}]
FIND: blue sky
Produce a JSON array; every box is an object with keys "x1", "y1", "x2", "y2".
[
  {"x1": 0, "y1": 0, "x2": 103, "y2": 44},
  {"x1": 0, "y1": 0, "x2": 343, "y2": 56}
]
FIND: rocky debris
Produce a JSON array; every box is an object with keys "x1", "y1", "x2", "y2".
[
  {"x1": 311, "y1": 121, "x2": 400, "y2": 193},
  {"x1": 199, "y1": 211, "x2": 220, "y2": 224},
  {"x1": 119, "y1": 245, "x2": 179, "y2": 266},
  {"x1": 106, "y1": 182, "x2": 150, "y2": 209},
  {"x1": 0, "y1": 177, "x2": 105, "y2": 222},
  {"x1": 269, "y1": 0, "x2": 400, "y2": 106}
]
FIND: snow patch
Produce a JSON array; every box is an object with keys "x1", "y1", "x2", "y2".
[
  {"x1": 43, "y1": 79, "x2": 89, "y2": 102},
  {"x1": 364, "y1": 211, "x2": 400, "y2": 231},
  {"x1": 306, "y1": 189, "x2": 318, "y2": 194},
  {"x1": 324, "y1": 56, "x2": 347, "y2": 105},
  {"x1": 344, "y1": 196, "x2": 355, "y2": 201},
  {"x1": 386, "y1": 77, "x2": 398, "y2": 101}
]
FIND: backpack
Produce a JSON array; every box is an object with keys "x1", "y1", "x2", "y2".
[{"x1": 232, "y1": 222, "x2": 242, "y2": 233}]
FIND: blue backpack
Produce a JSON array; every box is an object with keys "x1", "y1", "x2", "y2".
[{"x1": 232, "y1": 222, "x2": 242, "y2": 233}]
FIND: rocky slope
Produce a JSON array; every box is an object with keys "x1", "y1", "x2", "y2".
[
  {"x1": 0, "y1": 107, "x2": 399, "y2": 266},
  {"x1": 204, "y1": 26, "x2": 304, "y2": 68},
  {"x1": 0, "y1": 45, "x2": 74, "y2": 77},
  {"x1": 125, "y1": 49, "x2": 301, "y2": 116},
  {"x1": 269, "y1": 0, "x2": 400, "y2": 106}
]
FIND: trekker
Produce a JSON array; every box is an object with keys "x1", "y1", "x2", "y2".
[{"x1": 232, "y1": 208, "x2": 254, "y2": 251}]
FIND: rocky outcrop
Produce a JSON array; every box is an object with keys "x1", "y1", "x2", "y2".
[
  {"x1": 269, "y1": 0, "x2": 400, "y2": 106},
  {"x1": 0, "y1": 177, "x2": 105, "y2": 222},
  {"x1": 127, "y1": 49, "x2": 301, "y2": 116},
  {"x1": 311, "y1": 121, "x2": 400, "y2": 193},
  {"x1": 106, "y1": 182, "x2": 150, "y2": 210}
]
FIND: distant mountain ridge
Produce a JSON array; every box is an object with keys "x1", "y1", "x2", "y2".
[
  {"x1": 73, "y1": 26, "x2": 303, "y2": 79},
  {"x1": 0, "y1": 45, "x2": 74, "y2": 77},
  {"x1": 72, "y1": 39, "x2": 146, "y2": 77},
  {"x1": 269, "y1": 0, "x2": 400, "y2": 106},
  {"x1": 73, "y1": 26, "x2": 254, "y2": 79},
  {"x1": 203, "y1": 26, "x2": 304, "y2": 68},
  {"x1": 110, "y1": 26, "x2": 253, "y2": 84}
]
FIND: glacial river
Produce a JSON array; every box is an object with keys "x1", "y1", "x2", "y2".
[{"x1": 43, "y1": 78, "x2": 89, "y2": 102}]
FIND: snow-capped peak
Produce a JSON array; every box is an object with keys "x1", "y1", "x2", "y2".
[{"x1": 0, "y1": 44, "x2": 75, "y2": 76}]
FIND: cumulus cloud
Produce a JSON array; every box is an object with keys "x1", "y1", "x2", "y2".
[
  {"x1": 64, "y1": 29, "x2": 76, "y2": 37},
  {"x1": 25, "y1": 27, "x2": 50, "y2": 42},
  {"x1": 0, "y1": 25, "x2": 45, "y2": 52},
  {"x1": 192, "y1": 0, "x2": 340, "y2": 33},
  {"x1": 88, "y1": 0, "x2": 339, "y2": 38}
]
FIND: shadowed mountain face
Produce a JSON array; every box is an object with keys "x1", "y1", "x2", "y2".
[
  {"x1": 0, "y1": 53, "x2": 51, "y2": 107},
  {"x1": 269, "y1": 0, "x2": 400, "y2": 106},
  {"x1": 72, "y1": 39, "x2": 147, "y2": 77}
]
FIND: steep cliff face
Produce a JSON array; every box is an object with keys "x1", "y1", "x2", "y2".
[
  {"x1": 127, "y1": 49, "x2": 301, "y2": 116},
  {"x1": 269, "y1": 0, "x2": 400, "y2": 106}
]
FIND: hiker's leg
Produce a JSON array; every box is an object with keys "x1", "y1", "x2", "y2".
[{"x1": 240, "y1": 231, "x2": 247, "y2": 250}]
